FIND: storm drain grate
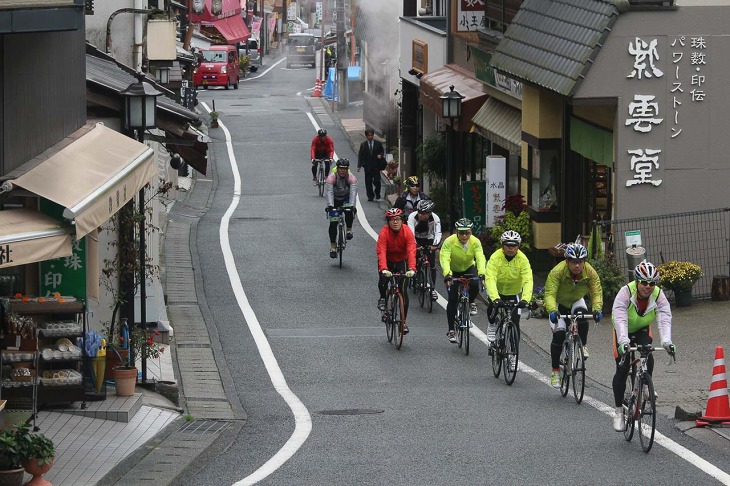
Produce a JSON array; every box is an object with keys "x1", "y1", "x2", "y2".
[
  {"x1": 317, "y1": 409, "x2": 385, "y2": 416},
  {"x1": 178, "y1": 420, "x2": 232, "y2": 434}
]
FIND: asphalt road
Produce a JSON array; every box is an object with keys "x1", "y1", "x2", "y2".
[{"x1": 182, "y1": 59, "x2": 730, "y2": 485}]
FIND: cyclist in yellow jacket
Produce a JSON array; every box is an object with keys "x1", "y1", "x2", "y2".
[
  {"x1": 439, "y1": 218, "x2": 486, "y2": 343},
  {"x1": 611, "y1": 259, "x2": 674, "y2": 431},
  {"x1": 484, "y1": 230, "x2": 533, "y2": 342},
  {"x1": 544, "y1": 243, "x2": 603, "y2": 387}
]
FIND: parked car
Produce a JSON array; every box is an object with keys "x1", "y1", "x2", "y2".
[
  {"x1": 238, "y1": 35, "x2": 262, "y2": 66},
  {"x1": 193, "y1": 45, "x2": 240, "y2": 90},
  {"x1": 286, "y1": 33, "x2": 316, "y2": 69}
]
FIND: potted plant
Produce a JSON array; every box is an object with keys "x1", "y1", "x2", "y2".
[
  {"x1": 658, "y1": 260, "x2": 703, "y2": 306},
  {"x1": 0, "y1": 426, "x2": 26, "y2": 486},
  {"x1": 21, "y1": 425, "x2": 55, "y2": 486},
  {"x1": 530, "y1": 286, "x2": 547, "y2": 318},
  {"x1": 209, "y1": 111, "x2": 219, "y2": 128},
  {"x1": 111, "y1": 325, "x2": 165, "y2": 396}
]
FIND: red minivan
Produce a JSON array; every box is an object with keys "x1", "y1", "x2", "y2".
[{"x1": 193, "y1": 45, "x2": 240, "y2": 90}]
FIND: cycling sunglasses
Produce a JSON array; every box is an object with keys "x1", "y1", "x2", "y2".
[
  {"x1": 457, "y1": 230, "x2": 472, "y2": 236},
  {"x1": 566, "y1": 258, "x2": 585, "y2": 264},
  {"x1": 638, "y1": 280, "x2": 657, "y2": 287},
  {"x1": 502, "y1": 242, "x2": 519, "y2": 247}
]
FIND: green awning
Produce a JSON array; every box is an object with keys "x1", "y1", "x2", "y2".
[
  {"x1": 570, "y1": 117, "x2": 613, "y2": 168},
  {"x1": 471, "y1": 98, "x2": 521, "y2": 154}
]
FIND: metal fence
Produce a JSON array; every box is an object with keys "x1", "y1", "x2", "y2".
[{"x1": 596, "y1": 207, "x2": 730, "y2": 300}]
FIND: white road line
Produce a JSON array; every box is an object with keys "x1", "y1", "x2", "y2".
[
  {"x1": 240, "y1": 57, "x2": 287, "y2": 81},
  {"x1": 201, "y1": 102, "x2": 312, "y2": 486}
]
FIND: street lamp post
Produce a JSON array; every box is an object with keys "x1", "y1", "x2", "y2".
[
  {"x1": 440, "y1": 85, "x2": 463, "y2": 231},
  {"x1": 121, "y1": 72, "x2": 161, "y2": 383}
]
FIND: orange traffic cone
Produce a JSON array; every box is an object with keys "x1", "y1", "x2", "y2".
[
  {"x1": 696, "y1": 346, "x2": 730, "y2": 426},
  {"x1": 313, "y1": 79, "x2": 322, "y2": 97}
]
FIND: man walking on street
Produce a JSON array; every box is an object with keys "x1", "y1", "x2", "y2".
[{"x1": 357, "y1": 129, "x2": 385, "y2": 201}]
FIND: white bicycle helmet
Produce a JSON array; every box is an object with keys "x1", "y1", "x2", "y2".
[
  {"x1": 455, "y1": 218, "x2": 474, "y2": 231},
  {"x1": 564, "y1": 243, "x2": 588, "y2": 260},
  {"x1": 500, "y1": 230, "x2": 521, "y2": 245},
  {"x1": 417, "y1": 199, "x2": 435, "y2": 213},
  {"x1": 634, "y1": 259, "x2": 660, "y2": 282}
]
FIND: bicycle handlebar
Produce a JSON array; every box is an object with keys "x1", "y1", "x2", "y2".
[
  {"x1": 558, "y1": 313, "x2": 597, "y2": 321},
  {"x1": 620, "y1": 344, "x2": 677, "y2": 366}
]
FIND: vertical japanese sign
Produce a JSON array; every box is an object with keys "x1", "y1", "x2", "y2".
[
  {"x1": 623, "y1": 34, "x2": 709, "y2": 188},
  {"x1": 486, "y1": 156, "x2": 506, "y2": 227},
  {"x1": 457, "y1": 0, "x2": 485, "y2": 32},
  {"x1": 39, "y1": 200, "x2": 86, "y2": 298},
  {"x1": 461, "y1": 181, "x2": 486, "y2": 235}
]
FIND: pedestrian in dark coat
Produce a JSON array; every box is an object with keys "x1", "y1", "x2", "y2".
[{"x1": 357, "y1": 129, "x2": 386, "y2": 201}]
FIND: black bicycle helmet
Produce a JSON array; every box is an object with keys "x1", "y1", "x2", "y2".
[
  {"x1": 336, "y1": 158, "x2": 350, "y2": 168},
  {"x1": 405, "y1": 176, "x2": 419, "y2": 188},
  {"x1": 417, "y1": 199, "x2": 435, "y2": 213},
  {"x1": 318, "y1": 128, "x2": 327, "y2": 137}
]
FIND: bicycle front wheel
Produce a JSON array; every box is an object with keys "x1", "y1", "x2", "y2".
[
  {"x1": 491, "y1": 321, "x2": 502, "y2": 378},
  {"x1": 337, "y1": 223, "x2": 345, "y2": 268},
  {"x1": 559, "y1": 339, "x2": 571, "y2": 397},
  {"x1": 503, "y1": 322, "x2": 519, "y2": 385},
  {"x1": 425, "y1": 270, "x2": 434, "y2": 313},
  {"x1": 623, "y1": 371, "x2": 636, "y2": 442},
  {"x1": 457, "y1": 299, "x2": 468, "y2": 349},
  {"x1": 391, "y1": 291, "x2": 405, "y2": 350},
  {"x1": 385, "y1": 293, "x2": 394, "y2": 343},
  {"x1": 638, "y1": 373, "x2": 656, "y2": 452},
  {"x1": 571, "y1": 339, "x2": 586, "y2": 404},
  {"x1": 317, "y1": 167, "x2": 325, "y2": 197},
  {"x1": 417, "y1": 267, "x2": 426, "y2": 308}
]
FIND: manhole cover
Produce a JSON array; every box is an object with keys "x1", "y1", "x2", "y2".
[{"x1": 317, "y1": 409, "x2": 384, "y2": 415}]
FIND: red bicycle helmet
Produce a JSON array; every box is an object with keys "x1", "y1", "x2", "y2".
[{"x1": 385, "y1": 208, "x2": 404, "y2": 219}]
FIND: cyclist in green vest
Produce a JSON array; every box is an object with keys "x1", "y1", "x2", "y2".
[
  {"x1": 611, "y1": 259, "x2": 675, "y2": 431},
  {"x1": 545, "y1": 243, "x2": 603, "y2": 387}
]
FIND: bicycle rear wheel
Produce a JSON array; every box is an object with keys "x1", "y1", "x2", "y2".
[
  {"x1": 463, "y1": 313, "x2": 470, "y2": 356},
  {"x1": 638, "y1": 373, "x2": 656, "y2": 452},
  {"x1": 337, "y1": 223, "x2": 344, "y2": 268},
  {"x1": 623, "y1": 371, "x2": 636, "y2": 442},
  {"x1": 559, "y1": 339, "x2": 570, "y2": 397},
  {"x1": 571, "y1": 339, "x2": 586, "y2": 404},
  {"x1": 503, "y1": 322, "x2": 519, "y2": 385},
  {"x1": 392, "y1": 291, "x2": 405, "y2": 350},
  {"x1": 317, "y1": 166, "x2": 325, "y2": 197},
  {"x1": 491, "y1": 321, "x2": 503, "y2": 378}
]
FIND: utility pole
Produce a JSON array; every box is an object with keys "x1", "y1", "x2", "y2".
[{"x1": 336, "y1": 0, "x2": 346, "y2": 108}]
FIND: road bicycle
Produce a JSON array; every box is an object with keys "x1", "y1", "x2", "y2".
[
  {"x1": 413, "y1": 246, "x2": 438, "y2": 313},
  {"x1": 313, "y1": 158, "x2": 331, "y2": 197},
  {"x1": 326, "y1": 206, "x2": 354, "y2": 268},
  {"x1": 488, "y1": 299, "x2": 525, "y2": 385},
  {"x1": 451, "y1": 275, "x2": 481, "y2": 356},
  {"x1": 620, "y1": 343, "x2": 675, "y2": 453},
  {"x1": 558, "y1": 311, "x2": 597, "y2": 404},
  {"x1": 381, "y1": 273, "x2": 408, "y2": 350}
]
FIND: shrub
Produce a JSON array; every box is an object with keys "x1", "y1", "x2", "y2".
[
  {"x1": 502, "y1": 193, "x2": 526, "y2": 215},
  {"x1": 489, "y1": 211, "x2": 532, "y2": 253},
  {"x1": 587, "y1": 255, "x2": 627, "y2": 313},
  {"x1": 658, "y1": 260, "x2": 702, "y2": 292}
]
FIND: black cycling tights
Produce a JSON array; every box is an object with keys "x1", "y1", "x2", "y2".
[
  {"x1": 612, "y1": 327, "x2": 653, "y2": 407},
  {"x1": 312, "y1": 158, "x2": 331, "y2": 178},
  {"x1": 328, "y1": 209, "x2": 354, "y2": 243},
  {"x1": 550, "y1": 304, "x2": 589, "y2": 369},
  {"x1": 378, "y1": 260, "x2": 409, "y2": 318}
]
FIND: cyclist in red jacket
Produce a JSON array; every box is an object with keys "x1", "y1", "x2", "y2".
[
  {"x1": 311, "y1": 128, "x2": 334, "y2": 183},
  {"x1": 376, "y1": 208, "x2": 417, "y2": 333}
]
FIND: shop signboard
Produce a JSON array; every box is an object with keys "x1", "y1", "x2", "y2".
[
  {"x1": 461, "y1": 181, "x2": 486, "y2": 235},
  {"x1": 486, "y1": 156, "x2": 506, "y2": 227},
  {"x1": 457, "y1": 0, "x2": 485, "y2": 32},
  {"x1": 39, "y1": 200, "x2": 86, "y2": 299},
  {"x1": 625, "y1": 229, "x2": 642, "y2": 247}
]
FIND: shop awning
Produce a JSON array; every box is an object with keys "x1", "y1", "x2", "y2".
[
  {"x1": 570, "y1": 116, "x2": 613, "y2": 168},
  {"x1": 471, "y1": 98, "x2": 522, "y2": 154},
  {"x1": 204, "y1": 14, "x2": 250, "y2": 44},
  {"x1": 10, "y1": 124, "x2": 157, "y2": 239},
  {"x1": 0, "y1": 209, "x2": 73, "y2": 269},
  {"x1": 419, "y1": 64, "x2": 488, "y2": 131}
]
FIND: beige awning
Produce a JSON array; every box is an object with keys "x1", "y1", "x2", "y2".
[
  {"x1": 471, "y1": 98, "x2": 522, "y2": 154},
  {"x1": 11, "y1": 124, "x2": 157, "y2": 239},
  {"x1": 0, "y1": 209, "x2": 73, "y2": 269},
  {"x1": 419, "y1": 64, "x2": 488, "y2": 132}
]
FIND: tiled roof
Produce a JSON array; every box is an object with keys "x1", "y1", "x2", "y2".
[{"x1": 491, "y1": 0, "x2": 625, "y2": 97}]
